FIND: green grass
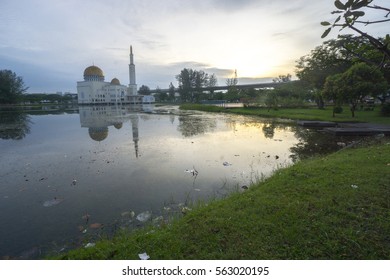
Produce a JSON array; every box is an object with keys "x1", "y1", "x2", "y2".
[
  {"x1": 179, "y1": 104, "x2": 390, "y2": 124},
  {"x1": 55, "y1": 142, "x2": 390, "y2": 259}
]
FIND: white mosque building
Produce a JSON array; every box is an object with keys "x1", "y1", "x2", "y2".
[{"x1": 77, "y1": 46, "x2": 155, "y2": 105}]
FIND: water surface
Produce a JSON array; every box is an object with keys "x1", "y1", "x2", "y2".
[{"x1": 0, "y1": 105, "x2": 346, "y2": 258}]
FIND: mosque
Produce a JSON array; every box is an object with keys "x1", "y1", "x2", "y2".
[{"x1": 77, "y1": 46, "x2": 155, "y2": 105}]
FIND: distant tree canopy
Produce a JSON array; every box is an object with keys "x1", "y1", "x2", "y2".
[
  {"x1": 273, "y1": 74, "x2": 292, "y2": 83},
  {"x1": 296, "y1": 35, "x2": 389, "y2": 109},
  {"x1": 323, "y1": 63, "x2": 388, "y2": 117},
  {"x1": 138, "y1": 85, "x2": 151, "y2": 95},
  {"x1": 175, "y1": 68, "x2": 217, "y2": 102},
  {"x1": 0, "y1": 70, "x2": 28, "y2": 104}
]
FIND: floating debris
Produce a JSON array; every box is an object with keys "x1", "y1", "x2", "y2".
[
  {"x1": 71, "y1": 179, "x2": 77, "y2": 186},
  {"x1": 181, "y1": 206, "x2": 191, "y2": 214},
  {"x1": 241, "y1": 185, "x2": 249, "y2": 190},
  {"x1": 138, "y1": 252, "x2": 150, "y2": 260},
  {"x1": 275, "y1": 155, "x2": 279, "y2": 160},
  {"x1": 337, "y1": 142, "x2": 346, "y2": 148},
  {"x1": 152, "y1": 216, "x2": 164, "y2": 224},
  {"x1": 223, "y1": 161, "x2": 232, "y2": 166},
  {"x1": 136, "y1": 211, "x2": 152, "y2": 222},
  {"x1": 185, "y1": 167, "x2": 198, "y2": 176},
  {"x1": 39, "y1": 177, "x2": 48, "y2": 181},
  {"x1": 81, "y1": 213, "x2": 90, "y2": 222},
  {"x1": 43, "y1": 197, "x2": 64, "y2": 207},
  {"x1": 89, "y1": 223, "x2": 103, "y2": 229},
  {"x1": 121, "y1": 211, "x2": 135, "y2": 218},
  {"x1": 84, "y1": 243, "x2": 95, "y2": 248}
]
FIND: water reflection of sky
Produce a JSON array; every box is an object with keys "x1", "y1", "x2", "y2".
[{"x1": 0, "y1": 105, "x2": 303, "y2": 258}]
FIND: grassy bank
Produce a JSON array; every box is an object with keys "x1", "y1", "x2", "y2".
[
  {"x1": 179, "y1": 104, "x2": 390, "y2": 124},
  {"x1": 56, "y1": 142, "x2": 390, "y2": 259}
]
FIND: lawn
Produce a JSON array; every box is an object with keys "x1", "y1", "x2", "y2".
[
  {"x1": 55, "y1": 141, "x2": 390, "y2": 259},
  {"x1": 179, "y1": 104, "x2": 390, "y2": 124}
]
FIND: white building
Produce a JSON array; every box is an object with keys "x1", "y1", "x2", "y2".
[{"x1": 77, "y1": 46, "x2": 155, "y2": 105}]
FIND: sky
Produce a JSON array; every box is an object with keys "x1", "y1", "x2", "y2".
[{"x1": 0, "y1": 0, "x2": 388, "y2": 93}]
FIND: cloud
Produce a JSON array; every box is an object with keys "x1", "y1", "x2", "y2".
[{"x1": 2, "y1": 0, "x2": 389, "y2": 93}]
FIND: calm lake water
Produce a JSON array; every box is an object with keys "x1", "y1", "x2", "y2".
[{"x1": 0, "y1": 105, "x2": 351, "y2": 259}]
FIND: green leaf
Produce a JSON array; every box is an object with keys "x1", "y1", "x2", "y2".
[
  {"x1": 351, "y1": 11, "x2": 365, "y2": 17},
  {"x1": 331, "y1": 10, "x2": 343, "y2": 14},
  {"x1": 334, "y1": 0, "x2": 346, "y2": 10},
  {"x1": 321, "y1": 28, "x2": 332, "y2": 39},
  {"x1": 345, "y1": 0, "x2": 354, "y2": 8},
  {"x1": 334, "y1": 15, "x2": 342, "y2": 24},
  {"x1": 321, "y1": 21, "x2": 331, "y2": 26}
]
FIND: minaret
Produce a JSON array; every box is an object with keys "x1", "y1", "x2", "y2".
[
  {"x1": 130, "y1": 114, "x2": 139, "y2": 158},
  {"x1": 128, "y1": 45, "x2": 137, "y2": 95}
]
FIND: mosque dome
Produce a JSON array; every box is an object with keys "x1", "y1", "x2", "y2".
[
  {"x1": 110, "y1": 78, "x2": 120, "y2": 85},
  {"x1": 83, "y1": 65, "x2": 104, "y2": 81},
  {"x1": 113, "y1": 123, "x2": 123, "y2": 129},
  {"x1": 88, "y1": 127, "x2": 108, "y2": 142}
]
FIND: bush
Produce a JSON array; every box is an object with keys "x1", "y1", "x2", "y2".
[
  {"x1": 333, "y1": 106, "x2": 343, "y2": 114},
  {"x1": 380, "y1": 103, "x2": 390, "y2": 117}
]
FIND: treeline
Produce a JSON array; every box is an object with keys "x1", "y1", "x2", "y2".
[{"x1": 21, "y1": 93, "x2": 76, "y2": 104}]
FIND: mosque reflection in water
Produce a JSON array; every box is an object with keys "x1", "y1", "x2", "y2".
[{"x1": 79, "y1": 105, "x2": 153, "y2": 158}]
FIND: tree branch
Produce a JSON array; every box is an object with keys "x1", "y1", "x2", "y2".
[
  {"x1": 367, "y1": 5, "x2": 390, "y2": 14},
  {"x1": 355, "y1": 19, "x2": 390, "y2": 25}
]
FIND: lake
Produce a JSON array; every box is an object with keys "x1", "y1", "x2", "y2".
[{"x1": 0, "y1": 104, "x2": 350, "y2": 259}]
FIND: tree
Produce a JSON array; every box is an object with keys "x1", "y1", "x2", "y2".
[
  {"x1": 322, "y1": 73, "x2": 344, "y2": 117},
  {"x1": 321, "y1": 0, "x2": 390, "y2": 68},
  {"x1": 138, "y1": 85, "x2": 151, "y2": 95},
  {"x1": 0, "y1": 70, "x2": 28, "y2": 104},
  {"x1": 168, "y1": 82, "x2": 175, "y2": 102},
  {"x1": 175, "y1": 68, "x2": 216, "y2": 102},
  {"x1": 296, "y1": 40, "x2": 353, "y2": 89},
  {"x1": 226, "y1": 69, "x2": 238, "y2": 87},
  {"x1": 326, "y1": 63, "x2": 388, "y2": 117},
  {"x1": 273, "y1": 74, "x2": 292, "y2": 83},
  {"x1": 295, "y1": 39, "x2": 353, "y2": 108}
]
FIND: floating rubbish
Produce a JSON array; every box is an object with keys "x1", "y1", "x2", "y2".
[
  {"x1": 81, "y1": 213, "x2": 90, "y2": 221},
  {"x1": 185, "y1": 168, "x2": 198, "y2": 176},
  {"x1": 152, "y1": 216, "x2": 164, "y2": 224},
  {"x1": 194, "y1": 188, "x2": 201, "y2": 192},
  {"x1": 181, "y1": 206, "x2": 191, "y2": 214},
  {"x1": 351, "y1": 184, "x2": 359, "y2": 189},
  {"x1": 337, "y1": 142, "x2": 346, "y2": 148},
  {"x1": 43, "y1": 197, "x2": 64, "y2": 207},
  {"x1": 77, "y1": 225, "x2": 85, "y2": 232},
  {"x1": 223, "y1": 162, "x2": 232, "y2": 166},
  {"x1": 84, "y1": 243, "x2": 95, "y2": 248},
  {"x1": 89, "y1": 223, "x2": 103, "y2": 229},
  {"x1": 121, "y1": 211, "x2": 135, "y2": 218},
  {"x1": 39, "y1": 177, "x2": 47, "y2": 181},
  {"x1": 241, "y1": 185, "x2": 249, "y2": 190},
  {"x1": 136, "y1": 211, "x2": 152, "y2": 222},
  {"x1": 138, "y1": 252, "x2": 150, "y2": 260},
  {"x1": 71, "y1": 179, "x2": 77, "y2": 186},
  {"x1": 275, "y1": 155, "x2": 279, "y2": 160}
]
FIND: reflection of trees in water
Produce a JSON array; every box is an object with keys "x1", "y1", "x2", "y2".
[
  {"x1": 289, "y1": 126, "x2": 360, "y2": 162},
  {"x1": 177, "y1": 115, "x2": 217, "y2": 137},
  {"x1": 0, "y1": 109, "x2": 32, "y2": 140}
]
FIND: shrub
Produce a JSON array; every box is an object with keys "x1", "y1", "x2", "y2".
[
  {"x1": 333, "y1": 106, "x2": 343, "y2": 114},
  {"x1": 380, "y1": 103, "x2": 390, "y2": 117}
]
